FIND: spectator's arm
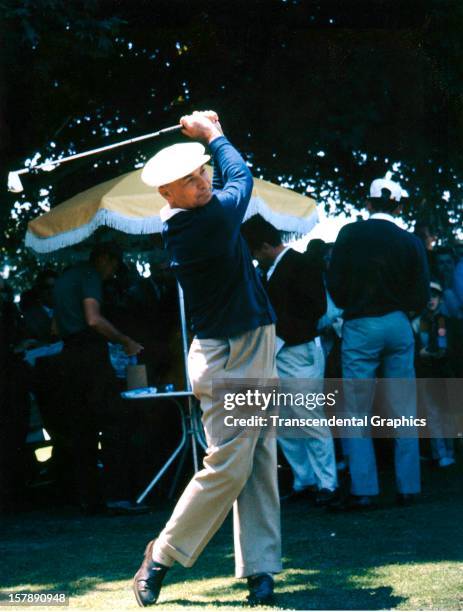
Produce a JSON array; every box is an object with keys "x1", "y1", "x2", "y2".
[{"x1": 83, "y1": 298, "x2": 143, "y2": 356}]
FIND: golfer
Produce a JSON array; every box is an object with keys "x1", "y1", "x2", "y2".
[{"x1": 133, "y1": 110, "x2": 281, "y2": 607}]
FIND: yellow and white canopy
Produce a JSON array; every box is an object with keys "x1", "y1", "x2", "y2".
[{"x1": 26, "y1": 167, "x2": 318, "y2": 253}]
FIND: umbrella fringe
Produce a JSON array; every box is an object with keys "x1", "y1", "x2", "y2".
[
  {"x1": 25, "y1": 208, "x2": 164, "y2": 253},
  {"x1": 244, "y1": 196, "x2": 318, "y2": 238},
  {"x1": 25, "y1": 196, "x2": 318, "y2": 253}
]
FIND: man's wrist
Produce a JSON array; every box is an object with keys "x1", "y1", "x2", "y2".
[{"x1": 205, "y1": 127, "x2": 223, "y2": 144}]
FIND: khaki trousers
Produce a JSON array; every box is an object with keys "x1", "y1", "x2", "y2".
[{"x1": 156, "y1": 323, "x2": 281, "y2": 578}]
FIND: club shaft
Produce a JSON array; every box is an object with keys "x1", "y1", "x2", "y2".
[{"x1": 15, "y1": 124, "x2": 183, "y2": 175}]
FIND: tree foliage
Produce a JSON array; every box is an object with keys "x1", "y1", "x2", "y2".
[{"x1": 1, "y1": 0, "x2": 463, "y2": 289}]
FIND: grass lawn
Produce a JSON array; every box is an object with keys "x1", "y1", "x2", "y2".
[{"x1": 1, "y1": 452, "x2": 462, "y2": 611}]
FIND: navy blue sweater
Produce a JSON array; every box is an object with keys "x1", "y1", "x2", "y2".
[
  {"x1": 162, "y1": 136, "x2": 275, "y2": 339},
  {"x1": 328, "y1": 217, "x2": 430, "y2": 320}
]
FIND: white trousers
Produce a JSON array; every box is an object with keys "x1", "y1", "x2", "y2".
[{"x1": 277, "y1": 339, "x2": 338, "y2": 492}]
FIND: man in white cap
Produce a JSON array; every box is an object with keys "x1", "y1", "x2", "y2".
[
  {"x1": 133, "y1": 111, "x2": 280, "y2": 606},
  {"x1": 327, "y1": 178, "x2": 430, "y2": 510}
]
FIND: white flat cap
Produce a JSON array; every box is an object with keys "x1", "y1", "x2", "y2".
[
  {"x1": 430, "y1": 281, "x2": 443, "y2": 293},
  {"x1": 142, "y1": 142, "x2": 210, "y2": 187},
  {"x1": 369, "y1": 178, "x2": 407, "y2": 202}
]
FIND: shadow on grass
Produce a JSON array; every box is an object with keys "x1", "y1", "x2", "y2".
[
  {"x1": 165, "y1": 589, "x2": 401, "y2": 611},
  {"x1": 0, "y1": 460, "x2": 462, "y2": 609},
  {"x1": 164, "y1": 571, "x2": 403, "y2": 609}
]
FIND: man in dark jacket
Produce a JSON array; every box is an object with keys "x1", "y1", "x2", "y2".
[
  {"x1": 328, "y1": 178, "x2": 430, "y2": 509},
  {"x1": 242, "y1": 215, "x2": 338, "y2": 505}
]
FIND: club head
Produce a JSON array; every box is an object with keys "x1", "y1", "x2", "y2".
[{"x1": 8, "y1": 172, "x2": 24, "y2": 193}]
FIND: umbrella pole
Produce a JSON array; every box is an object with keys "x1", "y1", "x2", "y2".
[
  {"x1": 176, "y1": 282, "x2": 201, "y2": 472},
  {"x1": 177, "y1": 282, "x2": 191, "y2": 393}
]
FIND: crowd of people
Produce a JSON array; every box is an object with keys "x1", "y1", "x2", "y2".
[
  {"x1": 0, "y1": 246, "x2": 182, "y2": 515},
  {"x1": 0, "y1": 182, "x2": 461, "y2": 517},
  {"x1": 242, "y1": 202, "x2": 461, "y2": 511},
  {"x1": 1, "y1": 110, "x2": 461, "y2": 606}
]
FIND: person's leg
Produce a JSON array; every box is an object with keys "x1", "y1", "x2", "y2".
[
  {"x1": 444, "y1": 438, "x2": 455, "y2": 459},
  {"x1": 419, "y1": 366, "x2": 455, "y2": 465},
  {"x1": 430, "y1": 438, "x2": 455, "y2": 466},
  {"x1": 430, "y1": 438, "x2": 446, "y2": 461},
  {"x1": 154, "y1": 325, "x2": 280, "y2": 570},
  {"x1": 381, "y1": 312, "x2": 420, "y2": 495},
  {"x1": 304, "y1": 437, "x2": 338, "y2": 491},
  {"x1": 304, "y1": 343, "x2": 338, "y2": 491},
  {"x1": 278, "y1": 434, "x2": 337, "y2": 493},
  {"x1": 233, "y1": 433, "x2": 281, "y2": 577},
  {"x1": 342, "y1": 318, "x2": 383, "y2": 496},
  {"x1": 70, "y1": 401, "x2": 102, "y2": 508},
  {"x1": 277, "y1": 341, "x2": 337, "y2": 492},
  {"x1": 231, "y1": 325, "x2": 281, "y2": 577},
  {"x1": 61, "y1": 345, "x2": 103, "y2": 509},
  {"x1": 155, "y1": 427, "x2": 259, "y2": 567},
  {"x1": 421, "y1": 380, "x2": 449, "y2": 463},
  {"x1": 95, "y1": 351, "x2": 132, "y2": 502},
  {"x1": 344, "y1": 439, "x2": 378, "y2": 496},
  {"x1": 278, "y1": 437, "x2": 317, "y2": 490},
  {"x1": 276, "y1": 343, "x2": 317, "y2": 490},
  {"x1": 394, "y1": 437, "x2": 420, "y2": 494}
]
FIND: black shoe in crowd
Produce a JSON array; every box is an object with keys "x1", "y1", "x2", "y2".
[
  {"x1": 246, "y1": 573, "x2": 275, "y2": 606},
  {"x1": 315, "y1": 488, "x2": 340, "y2": 508},
  {"x1": 330, "y1": 494, "x2": 377, "y2": 512},
  {"x1": 133, "y1": 540, "x2": 169, "y2": 607},
  {"x1": 280, "y1": 485, "x2": 318, "y2": 503},
  {"x1": 396, "y1": 493, "x2": 419, "y2": 507}
]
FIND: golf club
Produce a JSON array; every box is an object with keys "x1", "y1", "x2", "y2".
[{"x1": 7, "y1": 123, "x2": 182, "y2": 193}]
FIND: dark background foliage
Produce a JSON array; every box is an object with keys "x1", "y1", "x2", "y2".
[{"x1": 1, "y1": 0, "x2": 462, "y2": 288}]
